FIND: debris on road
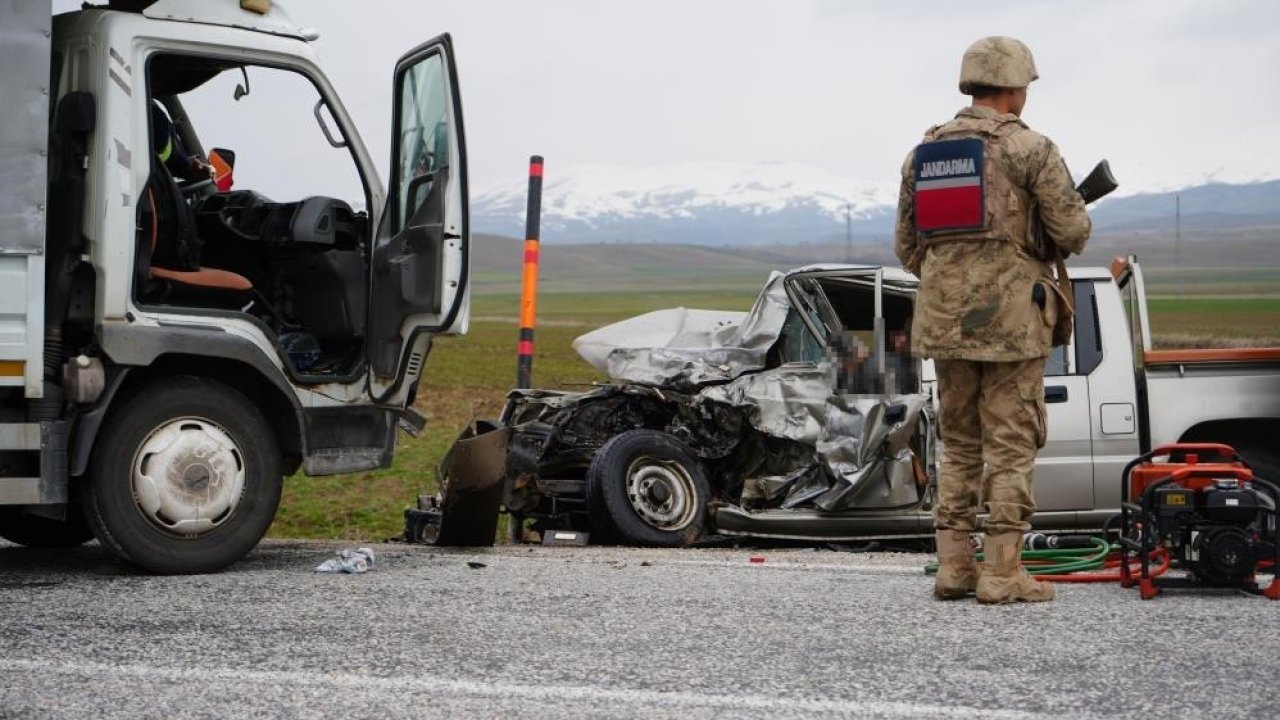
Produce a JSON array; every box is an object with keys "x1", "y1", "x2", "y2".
[
  {"x1": 403, "y1": 422, "x2": 512, "y2": 546},
  {"x1": 466, "y1": 561, "x2": 488, "y2": 570},
  {"x1": 314, "y1": 548, "x2": 375, "y2": 574}
]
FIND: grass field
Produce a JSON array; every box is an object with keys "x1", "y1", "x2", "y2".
[{"x1": 268, "y1": 285, "x2": 1279, "y2": 541}]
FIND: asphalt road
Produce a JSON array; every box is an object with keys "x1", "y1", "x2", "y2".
[{"x1": 1, "y1": 539, "x2": 1277, "y2": 719}]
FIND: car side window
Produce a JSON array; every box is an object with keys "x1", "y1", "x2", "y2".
[{"x1": 775, "y1": 309, "x2": 824, "y2": 364}]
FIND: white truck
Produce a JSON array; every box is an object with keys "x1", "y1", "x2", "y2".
[{"x1": 0, "y1": 0, "x2": 470, "y2": 572}]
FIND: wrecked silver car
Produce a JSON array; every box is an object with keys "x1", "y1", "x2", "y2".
[{"x1": 415, "y1": 266, "x2": 941, "y2": 546}]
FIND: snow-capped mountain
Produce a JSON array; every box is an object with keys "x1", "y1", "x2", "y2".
[
  {"x1": 471, "y1": 162, "x2": 1280, "y2": 245},
  {"x1": 472, "y1": 161, "x2": 899, "y2": 245}
]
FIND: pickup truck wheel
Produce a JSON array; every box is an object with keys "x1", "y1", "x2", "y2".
[
  {"x1": 586, "y1": 429, "x2": 708, "y2": 547},
  {"x1": 0, "y1": 503, "x2": 95, "y2": 548},
  {"x1": 81, "y1": 377, "x2": 282, "y2": 575}
]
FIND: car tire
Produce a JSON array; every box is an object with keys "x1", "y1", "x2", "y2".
[
  {"x1": 0, "y1": 502, "x2": 95, "y2": 548},
  {"x1": 585, "y1": 429, "x2": 709, "y2": 547},
  {"x1": 80, "y1": 376, "x2": 282, "y2": 575}
]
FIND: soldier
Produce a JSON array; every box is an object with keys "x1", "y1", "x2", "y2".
[{"x1": 894, "y1": 37, "x2": 1091, "y2": 603}]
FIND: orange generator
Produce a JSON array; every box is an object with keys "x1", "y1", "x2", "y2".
[{"x1": 1119, "y1": 444, "x2": 1279, "y2": 600}]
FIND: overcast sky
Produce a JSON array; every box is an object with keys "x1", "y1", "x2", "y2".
[
  {"x1": 300, "y1": 0, "x2": 1280, "y2": 196},
  {"x1": 58, "y1": 0, "x2": 1280, "y2": 197}
]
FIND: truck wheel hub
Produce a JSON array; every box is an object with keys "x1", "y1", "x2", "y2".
[
  {"x1": 131, "y1": 418, "x2": 246, "y2": 536},
  {"x1": 625, "y1": 457, "x2": 696, "y2": 531}
]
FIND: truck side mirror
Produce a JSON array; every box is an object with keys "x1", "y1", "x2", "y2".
[
  {"x1": 233, "y1": 67, "x2": 251, "y2": 101},
  {"x1": 209, "y1": 148, "x2": 236, "y2": 192}
]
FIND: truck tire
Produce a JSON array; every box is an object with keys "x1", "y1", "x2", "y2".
[
  {"x1": 0, "y1": 503, "x2": 95, "y2": 548},
  {"x1": 586, "y1": 429, "x2": 709, "y2": 547},
  {"x1": 80, "y1": 376, "x2": 282, "y2": 574}
]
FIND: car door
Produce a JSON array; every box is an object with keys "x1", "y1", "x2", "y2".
[{"x1": 367, "y1": 34, "x2": 469, "y2": 387}]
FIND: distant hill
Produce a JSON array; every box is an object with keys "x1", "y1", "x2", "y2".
[
  {"x1": 1089, "y1": 180, "x2": 1280, "y2": 232},
  {"x1": 470, "y1": 228, "x2": 1280, "y2": 297},
  {"x1": 473, "y1": 163, "x2": 1280, "y2": 246}
]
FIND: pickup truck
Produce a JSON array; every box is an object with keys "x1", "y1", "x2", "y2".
[
  {"x1": 422, "y1": 257, "x2": 1280, "y2": 546},
  {"x1": 0, "y1": 0, "x2": 470, "y2": 572}
]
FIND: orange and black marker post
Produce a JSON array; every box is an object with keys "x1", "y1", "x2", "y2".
[{"x1": 516, "y1": 155, "x2": 543, "y2": 389}]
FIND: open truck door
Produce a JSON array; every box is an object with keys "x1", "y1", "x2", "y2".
[{"x1": 367, "y1": 34, "x2": 469, "y2": 392}]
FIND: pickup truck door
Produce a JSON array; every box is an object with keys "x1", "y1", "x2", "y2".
[
  {"x1": 367, "y1": 34, "x2": 469, "y2": 387},
  {"x1": 1035, "y1": 280, "x2": 1101, "y2": 513}
]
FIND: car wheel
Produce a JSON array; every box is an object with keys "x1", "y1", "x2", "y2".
[
  {"x1": 586, "y1": 429, "x2": 709, "y2": 546},
  {"x1": 81, "y1": 376, "x2": 282, "y2": 574},
  {"x1": 0, "y1": 502, "x2": 95, "y2": 548}
]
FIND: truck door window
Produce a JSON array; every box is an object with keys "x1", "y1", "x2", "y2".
[
  {"x1": 393, "y1": 53, "x2": 449, "y2": 235},
  {"x1": 1120, "y1": 275, "x2": 1145, "y2": 368}
]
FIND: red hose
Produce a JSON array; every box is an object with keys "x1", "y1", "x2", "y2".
[{"x1": 1038, "y1": 548, "x2": 1172, "y2": 583}]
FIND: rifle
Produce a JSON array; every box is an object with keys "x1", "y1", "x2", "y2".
[
  {"x1": 1076, "y1": 160, "x2": 1118, "y2": 204},
  {"x1": 1037, "y1": 159, "x2": 1119, "y2": 260},
  {"x1": 1041, "y1": 160, "x2": 1120, "y2": 347}
]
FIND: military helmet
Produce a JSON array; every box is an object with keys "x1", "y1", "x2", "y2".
[{"x1": 958, "y1": 36, "x2": 1038, "y2": 93}]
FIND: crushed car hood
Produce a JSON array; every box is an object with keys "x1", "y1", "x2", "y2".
[{"x1": 573, "y1": 272, "x2": 792, "y2": 389}]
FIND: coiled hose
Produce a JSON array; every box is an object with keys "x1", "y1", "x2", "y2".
[{"x1": 924, "y1": 535, "x2": 1173, "y2": 583}]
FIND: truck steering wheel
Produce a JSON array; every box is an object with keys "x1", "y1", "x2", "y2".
[{"x1": 179, "y1": 176, "x2": 214, "y2": 197}]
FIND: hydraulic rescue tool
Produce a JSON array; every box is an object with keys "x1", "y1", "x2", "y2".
[{"x1": 1119, "y1": 444, "x2": 1279, "y2": 600}]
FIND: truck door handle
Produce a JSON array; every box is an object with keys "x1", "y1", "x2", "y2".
[{"x1": 1044, "y1": 385, "x2": 1069, "y2": 403}]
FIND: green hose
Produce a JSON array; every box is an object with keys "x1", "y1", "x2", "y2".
[{"x1": 924, "y1": 536, "x2": 1113, "y2": 575}]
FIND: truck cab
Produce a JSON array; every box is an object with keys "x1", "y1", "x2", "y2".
[{"x1": 0, "y1": 0, "x2": 470, "y2": 572}]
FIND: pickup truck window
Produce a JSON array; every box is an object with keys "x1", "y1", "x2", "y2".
[
  {"x1": 1073, "y1": 280, "x2": 1103, "y2": 376},
  {"x1": 1044, "y1": 280, "x2": 1102, "y2": 377}
]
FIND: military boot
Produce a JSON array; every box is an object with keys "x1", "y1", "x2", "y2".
[
  {"x1": 976, "y1": 532, "x2": 1055, "y2": 604},
  {"x1": 933, "y1": 529, "x2": 978, "y2": 599}
]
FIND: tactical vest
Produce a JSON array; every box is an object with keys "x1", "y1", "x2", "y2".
[{"x1": 912, "y1": 117, "x2": 1033, "y2": 256}]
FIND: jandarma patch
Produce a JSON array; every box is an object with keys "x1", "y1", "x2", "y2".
[{"x1": 914, "y1": 138, "x2": 985, "y2": 232}]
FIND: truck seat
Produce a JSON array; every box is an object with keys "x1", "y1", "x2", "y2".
[
  {"x1": 142, "y1": 182, "x2": 253, "y2": 298},
  {"x1": 150, "y1": 264, "x2": 251, "y2": 291}
]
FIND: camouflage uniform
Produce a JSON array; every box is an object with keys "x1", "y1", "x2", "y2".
[{"x1": 896, "y1": 104, "x2": 1090, "y2": 538}]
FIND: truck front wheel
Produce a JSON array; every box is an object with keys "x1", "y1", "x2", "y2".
[{"x1": 81, "y1": 376, "x2": 282, "y2": 574}]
